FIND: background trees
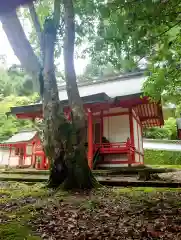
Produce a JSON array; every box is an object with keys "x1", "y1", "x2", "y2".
[{"x1": 0, "y1": 94, "x2": 38, "y2": 141}]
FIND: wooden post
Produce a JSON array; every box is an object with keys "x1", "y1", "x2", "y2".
[
  {"x1": 88, "y1": 109, "x2": 93, "y2": 169},
  {"x1": 129, "y1": 108, "x2": 134, "y2": 165},
  {"x1": 23, "y1": 143, "x2": 26, "y2": 165},
  {"x1": 42, "y1": 154, "x2": 46, "y2": 169},
  {"x1": 100, "y1": 110, "x2": 103, "y2": 144},
  {"x1": 31, "y1": 142, "x2": 35, "y2": 167}
]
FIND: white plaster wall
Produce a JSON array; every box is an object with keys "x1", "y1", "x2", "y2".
[
  {"x1": 103, "y1": 115, "x2": 130, "y2": 142},
  {"x1": 0, "y1": 149, "x2": 10, "y2": 165},
  {"x1": 135, "y1": 152, "x2": 140, "y2": 163},
  {"x1": 9, "y1": 156, "x2": 20, "y2": 166},
  {"x1": 138, "y1": 124, "x2": 143, "y2": 154},
  {"x1": 140, "y1": 155, "x2": 144, "y2": 163},
  {"x1": 24, "y1": 156, "x2": 32, "y2": 165},
  {"x1": 133, "y1": 118, "x2": 139, "y2": 150},
  {"x1": 26, "y1": 145, "x2": 33, "y2": 155},
  {"x1": 0, "y1": 148, "x2": 32, "y2": 166}
]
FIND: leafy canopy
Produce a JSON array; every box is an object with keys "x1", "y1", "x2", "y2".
[{"x1": 0, "y1": 94, "x2": 39, "y2": 141}]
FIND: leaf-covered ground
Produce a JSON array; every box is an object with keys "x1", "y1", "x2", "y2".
[{"x1": 1, "y1": 182, "x2": 181, "y2": 239}]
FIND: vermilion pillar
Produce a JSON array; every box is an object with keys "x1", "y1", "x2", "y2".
[
  {"x1": 100, "y1": 110, "x2": 103, "y2": 144},
  {"x1": 129, "y1": 108, "x2": 135, "y2": 164},
  {"x1": 41, "y1": 155, "x2": 46, "y2": 169},
  {"x1": 87, "y1": 109, "x2": 93, "y2": 169},
  {"x1": 31, "y1": 142, "x2": 35, "y2": 167}
]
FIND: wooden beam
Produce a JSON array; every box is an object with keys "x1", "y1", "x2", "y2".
[{"x1": 87, "y1": 109, "x2": 93, "y2": 169}]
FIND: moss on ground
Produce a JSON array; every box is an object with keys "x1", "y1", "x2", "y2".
[
  {"x1": 0, "y1": 222, "x2": 41, "y2": 240},
  {"x1": 0, "y1": 183, "x2": 47, "y2": 204},
  {"x1": 2, "y1": 182, "x2": 181, "y2": 239},
  {"x1": 144, "y1": 149, "x2": 181, "y2": 165}
]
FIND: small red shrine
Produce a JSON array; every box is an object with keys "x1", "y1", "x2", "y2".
[
  {"x1": 0, "y1": 130, "x2": 49, "y2": 169},
  {"x1": 4, "y1": 71, "x2": 164, "y2": 169}
]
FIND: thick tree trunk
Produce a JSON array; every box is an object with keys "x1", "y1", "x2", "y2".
[
  {"x1": 1, "y1": 2, "x2": 98, "y2": 190},
  {"x1": 42, "y1": 20, "x2": 67, "y2": 188},
  {"x1": 1, "y1": 11, "x2": 41, "y2": 76},
  {"x1": 62, "y1": 0, "x2": 98, "y2": 189},
  {"x1": 42, "y1": 16, "x2": 97, "y2": 189}
]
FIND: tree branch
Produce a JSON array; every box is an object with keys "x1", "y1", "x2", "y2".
[
  {"x1": 0, "y1": 11, "x2": 41, "y2": 76},
  {"x1": 153, "y1": 20, "x2": 181, "y2": 40},
  {"x1": 28, "y1": 2, "x2": 44, "y2": 56},
  {"x1": 54, "y1": 0, "x2": 61, "y2": 30},
  {"x1": 63, "y1": 0, "x2": 85, "y2": 127}
]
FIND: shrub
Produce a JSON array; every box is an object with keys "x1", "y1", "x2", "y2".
[
  {"x1": 143, "y1": 117, "x2": 177, "y2": 140},
  {"x1": 144, "y1": 149, "x2": 181, "y2": 165}
]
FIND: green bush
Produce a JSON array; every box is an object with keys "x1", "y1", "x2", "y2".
[
  {"x1": 144, "y1": 149, "x2": 181, "y2": 165},
  {"x1": 143, "y1": 117, "x2": 177, "y2": 140}
]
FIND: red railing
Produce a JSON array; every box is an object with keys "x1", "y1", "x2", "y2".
[
  {"x1": 93, "y1": 140, "x2": 136, "y2": 165},
  {"x1": 94, "y1": 139, "x2": 135, "y2": 154}
]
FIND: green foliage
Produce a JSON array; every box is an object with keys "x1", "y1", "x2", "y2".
[
  {"x1": 17, "y1": 0, "x2": 181, "y2": 105},
  {"x1": 0, "y1": 94, "x2": 39, "y2": 141},
  {"x1": 0, "y1": 66, "x2": 37, "y2": 97},
  {"x1": 79, "y1": 61, "x2": 119, "y2": 81},
  {"x1": 144, "y1": 149, "x2": 181, "y2": 165},
  {"x1": 143, "y1": 127, "x2": 170, "y2": 140},
  {"x1": 0, "y1": 64, "x2": 40, "y2": 141},
  {"x1": 75, "y1": 0, "x2": 181, "y2": 102},
  {"x1": 164, "y1": 117, "x2": 177, "y2": 139},
  {"x1": 144, "y1": 117, "x2": 177, "y2": 140}
]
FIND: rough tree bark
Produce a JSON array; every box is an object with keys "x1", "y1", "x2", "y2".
[
  {"x1": 61, "y1": 0, "x2": 97, "y2": 189},
  {"x1": 0, "y1": 0, "x2": 98, "y2": 189}
]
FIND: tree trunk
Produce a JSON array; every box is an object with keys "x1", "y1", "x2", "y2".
[
  {"x1": 42, "y1": 14, "x2": 97, "y2": 189},
  {"x1": 1, "y1": 2, "x2": 98, "y2": 190},
  {"x1": 62, "y1": 0, "x2": 98, "y2": 189},
  {"x1": 1, "y1": 11, "x2": 41, "y2": 76}
]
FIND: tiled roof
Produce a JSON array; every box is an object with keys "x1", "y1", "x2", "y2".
[
  {"x1": 58, "y1": 72, "x2": 145, "y2": 101},
  {"x1": 4, "y1": 130, "x2": 37, "y2": 144}
]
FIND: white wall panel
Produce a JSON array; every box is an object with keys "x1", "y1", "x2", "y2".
[
  {"x1": 138, "y1": 124, "x2": 143, "y2": 154},
  {"x1": 135, "y1": 152, "x2": 140, "y2": 162},
  {"x1": 133, "y1": 118, "x2": 139, "y2": 150},
  {"x1": 103, "y1": 115, "x2": 130, "y2": 142}
]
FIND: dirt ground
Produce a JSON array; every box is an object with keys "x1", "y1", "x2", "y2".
[{"x1": 1, "y1": 182, "x2": 181, "y2": 239}]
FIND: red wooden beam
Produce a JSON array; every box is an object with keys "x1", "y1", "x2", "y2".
[
  {"x1": 129, "y1": 109, "x2": 135, "y2": 165},
  {"x1": 87, "y1": 109, "x2": 93, "y2": 169},
  {"x1": 100, "y1": 110, "x2": 103, "y2": 144}
]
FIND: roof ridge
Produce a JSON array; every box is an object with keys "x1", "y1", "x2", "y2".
[
  {"x1": 18, "y1": 129, "x2": 37, "y2": 133},
  {"x1": 58, "y1": 70, "x2": 146, "y2": 91}
]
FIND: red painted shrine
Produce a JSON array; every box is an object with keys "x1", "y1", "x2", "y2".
[
  {"x1": 0, "y1": 71, "x2": 163, "y2": 169},
  {"x1": 0, "y1": 130, "x2": 49, "y2": 169}
]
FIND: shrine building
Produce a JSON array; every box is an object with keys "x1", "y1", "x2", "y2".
[{"x1": 1, "y1": 71, "x2": 163, "y2": 169}]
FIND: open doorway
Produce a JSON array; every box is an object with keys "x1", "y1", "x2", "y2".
[{"x1": 94, "y1": 122, "x2": 101, "y2": 143}]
